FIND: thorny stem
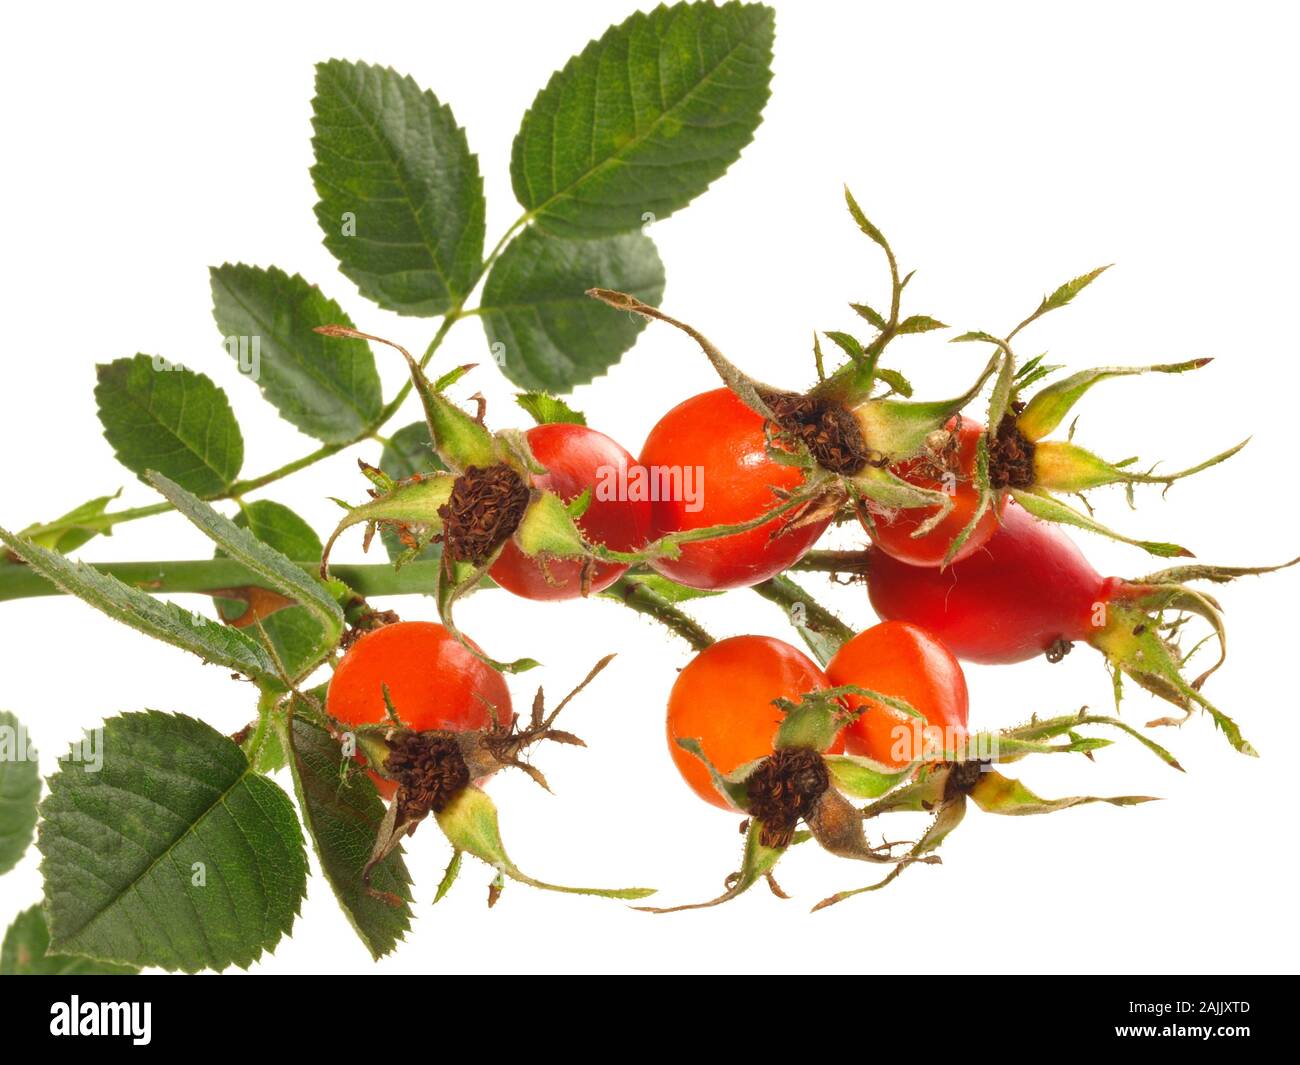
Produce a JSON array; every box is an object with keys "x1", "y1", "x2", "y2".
[
  {"x1": 604, "y1": 576, "x2": 715, "y2": 651},
  {"x1": 792, "y1": 549, "x2": 873, "y2": 576},
  {"x1": 751, "y1": 574, "x2": 855, "y2": 647}
]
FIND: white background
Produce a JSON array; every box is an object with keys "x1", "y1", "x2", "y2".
[{"x1": 2, "y1": 0, "x2": 1298, "y2": 975}]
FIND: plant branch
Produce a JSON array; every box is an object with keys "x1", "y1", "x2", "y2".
[
  {"x1": 602, "y1": 576, "x2": 715, "y2": 651},
  {"x1": 751, "y1": 573, "x2": 856, "y2": 647},
  {"x1": 791, "y1": 550, "x2": 873, "y2": 576}
]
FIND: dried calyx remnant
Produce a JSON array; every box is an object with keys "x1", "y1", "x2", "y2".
[
  {"x1": 438, "y1": 463, "x2": 531, "y2": 565},
  {"x1": 987, "y1": 409, "x2": 1036, "y2": 489},
  {"x1": 386, "y1": 731, "x2": 470, "y2": 823},
  {"x1": 746, "y1": 746, "x2": 831, "y2": 848},
  {"x1": 941, "y1": 758, "x2": 986, "y2": 802},
  {"x1": 760, "y1": 390, "x2": 871, "y2": 475}
]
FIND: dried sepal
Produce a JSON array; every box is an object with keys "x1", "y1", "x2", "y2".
[{"x1": 812, "y1": 797, "x2": 961, "y2": 912}]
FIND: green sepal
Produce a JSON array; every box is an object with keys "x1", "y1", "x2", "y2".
[
  {"x1": 434, "y1": 786, "x2": 654, "y2": 901},
  {"x1": 316, "y1": 325, "x2": 496, "y2": 471},
  {"x1": 595, "y1": 482, "x2": 824, "y2": 568},
  {"x1": 674, "y1": 737, "x2": 757, "y2": 812},
  {"x1": 20, "y1": 490, "x2": 122, "y2": 556},
  {"x1": 941, "y1": 438, "x2": 994, "y2": 567},
  {"x1": 411, "y1": 373, "x2": 496, "y2": 472},
  {"x1": 1010, "y1": 488, "x2": 1192, "y2": 558},
  {"x1": 586, "y1": 289, "x2": 777, "y2": 421},
  {"x1": 970, "y1": 731, "x2": 1113, "y2": 761},
  {"x1": 321, "y1": 474, "x2": 456, "y2": 573},
  {"x1": 997, "y1": 710, "x2": 1183, "y2": 770},
  {"x1": 772, "y1": 684, "x2": 916, "y2": 754},
  {"x1": 511, "y1": 490, "x2": 589, "y2": 562},
  {"x1": 845, "y1": 465, "x2": 953, "y2": 538},
  {"x1": 433, "y1": 850, "x2": 463, "y2": 904},
  {"x1": 1032, "y1": 437, "x2": 1248, "y2": 494},
  {"x1": 1007, "y1": 265, "x2": 1112, "y2": 339},
  {"x1": 638, "y1": 818, "x2": 786, "y2": 914},
  {"x1": 968, "y1": 769, "x2": 1157, "y2": 815},
  {"x1": 859, "y1": 765, "x2": 948, "y2": 817},
  {"x1": 1090, "y1": 601, "x2": 1256, "y2": 756},
  {"x1": 824, "y1": 754, "x2": 912, "y2": 799},
  {"x1": 1017, "y1": 359, "x2": 1211, "y2": 443},
  {"x1": 434, "y1": 556, "x2": 539, "y2": 674},
  {"x1": 845, "y1": 350, "x2": 999, "y2": 459}
]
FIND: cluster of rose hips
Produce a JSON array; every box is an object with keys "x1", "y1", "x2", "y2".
[{"x1": 322, "y1": 190, "x2": 1287, "y2": 910}]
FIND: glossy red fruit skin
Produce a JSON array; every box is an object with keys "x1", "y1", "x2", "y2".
[
  {"x1": 825, "y1": 621, "x2": 969, "y2": 768},
  {"x1": 666, "y1": 635, "x2": 843, "y2": 811},
  {"x1": 639, "y1": 389, "x2": 831, "y2": 590},
  {"x1": 326, "y1": 621, "x2": 513, "y2": 798},
  {"x1": 867, "y1": 419, "x2": 1003, "y2": 567},
  {"x1": 490, "y1": 423, "x2": 651, "y2": 600},
  {"x1": 866, "y1": 502, "x2": 1135, "y2": 664}
]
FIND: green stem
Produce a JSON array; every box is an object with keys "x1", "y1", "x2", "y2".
[
  {"x1": 751, "y1": 574, "x2": 855, "y2": 647},
  {"x1": 791, "y1": 550, "x2": 873, "y2": 576},
  {"x1": 603, "y1": 576, "x2": 715, "y2": 651}
]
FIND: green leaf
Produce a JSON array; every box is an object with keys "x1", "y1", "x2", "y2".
[
  {"x1": 897, "y1": 315, "x2": 948, "y2": 334},
  {"x1": 480, "y1": 226, "x2": 665, "y2": 391},
  {"x1": 380, "y1": 421, "x2": 447, "y2": 481},
  {"x1": 94, "y1": 355, "x2": 243, "y2": 498},
  {"x1": 2, "y1": 907, "x2": 138, "y2": 975},
  {"x1": 511, "y1": 1, "x2": 775, "y2": 237},
  {"x1": 0, "y1": 526, "x2": 282, "y2": 687},
  {"x1": 22, "y1": 491, "x2": 122, "y2": 556},
  {"x1": 209, "y1": 264, "x2": 383, "y2": 443},
  {"x1": 279, "y1": 713, "x2": 412, "y2": 961},
  {"x1": 216, "y1": 502, "x2": 328, "y2": 679},
  {"x1": 38, "y1": 711, "x2": 307, "y2": 973},
  {"x1": 0, "y1": 711, "x2": 39, "y2": 875},
  {"x1": 148, "y1": 474, "x2": 344, "y2": 662},
  {"x1": 232, "y1": 499, "x2": 322, "y2": 563},
  {"x1": 516, "y1": 392, "x2": 588, "y2": 426},
  {"x1": 311, "y1": 60, "x2": 486, "y2": 317}
]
